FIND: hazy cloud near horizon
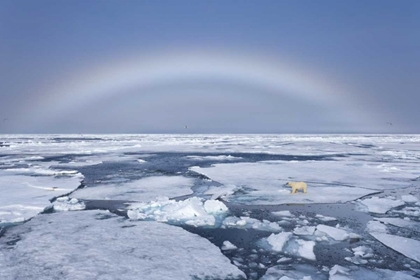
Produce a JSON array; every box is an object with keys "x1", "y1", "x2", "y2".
[{"x1": 0, "y1": 1, "x2": 419, "y2": 134}]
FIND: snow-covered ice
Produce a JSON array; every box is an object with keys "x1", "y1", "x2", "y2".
[
  {"x1": 329, "y1": 265, "x2": 418, "y2": 280},
  {"x1": 222, "y1": 216, "x2": 282, "y2": 232},
  {"x1": 0, "y1": 172, "x2": 82, "y2": 223},
  {"x1": 127, "y1": 197, "x2": 228, "y2": 227},
  {"x1": 370, "y1": 232, "x2": 420, "y2": 263},
  {"x1": 357, "y1": 196, "x2": 405, "y2": 214},
  {"x1": 266, "y1": 232, "x2": 293, "y2": 252},
  {"x1": 222, "y1": 240, "x2": 238, "y2": 251},
  {"x1": 315, "y1": 224, "x2": 349, "y2": 241},
  {"x1": 261, "y1": 264, "x2": 325, "y2": 280},
  {"x1": 0, "y1": 210, "x2": 246, "y2": 280},
  {"x1": 191, "y1": 163, "x2": 378, "y2": 205},
  {"x1": 53, "y1": 196, "x2": 85, "y2": 211},
  {"x1": 375, "y1": 217, "x2": 420, "y2": 232},
  {"x1": 72, "y1": 176, "x2": 194, "y2": 201}
]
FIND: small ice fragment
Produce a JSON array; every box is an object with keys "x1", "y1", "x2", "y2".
[
  {"x1": 221, "y1": 241, "x2": 237, "y2": 251},
  {"x1": 267, "y1": 232, "x2": 292, "y2": 252},
  {"x1": 401, "y1": 195, "x2": 419, "y2": 203}
]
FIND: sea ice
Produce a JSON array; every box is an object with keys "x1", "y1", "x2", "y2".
[
  {"x1": 0, "y1": 210, "x2": 246, "y2": 280},
  {"x1": 293, "y1": 226, "x2": 316, "y2": 236},
  {"x1": 191, "y1": 163, "x2": 377, "y2": 205},
  {"x1": 261, "y1": 264, "x2": 326, "y2": 280},
  {"x1": 375, "y1": 217, "x2": 420, "y2": 232},
  {"x1": 127, "y1": 197, "x2": 228, "y2": 227},
  {"x1": 358, "y1": 196, "x2": 405, "y2": 214},
  {"x1": 272, "y1": 210, "x2": 295, "y2": 217},
  {"x1": 266, "y1": 232, "x2": 293, "y2": 252},
  {"x1": 315, "y1": 214, "x2": 337, "y2": 222},
  {"x1": 366, "y1": 220, "x2": 388, "y2": 233},
  {"x1": 222, "y1": 216, "x2": 282, "y2": 232},
  {"x1": 315, "y1": 224, "x2": 349, "y2": 241},
  {"x1": 222, "y1": 240, "x2": 238, "y2": 250},
  {"x1": 401, "y1": 195, "x2": 419, "y2": 203},
  {"x1": 296, "y1": 239, "x2": 316, "y2": 260},
  {"x1": 329, "y1": 265, "x2": 418, "y2": 280},
  {"x1": 370, "y1": 232, "x2": 420, "y2": 263},
  {"x1": 186, "y1": 155, "x2": 242, "y2": 161},
  {"x1": 0, "y1": 173, "x2": 82, "y2": 223},
  {"x1": 53, "y1": 196, "x2": 85, "y2": 211},
  {"x1": 72, "y1": 176, "x2": 194, "y2": 202}
]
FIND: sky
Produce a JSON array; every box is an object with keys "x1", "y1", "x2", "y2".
[{"x1": 0, "y1": 1, "x2": 419, "y2": 134}]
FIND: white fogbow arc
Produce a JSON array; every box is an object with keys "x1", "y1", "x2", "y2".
[{"x1": 28, "y1": 50, "x2": 375, "y2": 127}]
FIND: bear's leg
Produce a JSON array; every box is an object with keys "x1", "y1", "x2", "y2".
[
  {"x1": 303, "y1": 186, "x2": 307, "y2": 194},
  {"x1": 291, "y1": 187, "x2": 296, "y2": 194}
]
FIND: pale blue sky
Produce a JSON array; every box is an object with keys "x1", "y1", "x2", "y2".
[{"x1": 0, "y1": 1, "x2": 419, "y2": 133}]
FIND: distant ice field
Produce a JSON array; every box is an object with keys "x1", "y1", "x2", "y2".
[{"x1": 0, "y1": 134, "x2": 419, "y2": 279}]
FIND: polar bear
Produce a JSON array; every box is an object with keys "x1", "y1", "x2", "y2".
[{"x1": 286, "y1": 181, "x2": 307, "y2": 194}]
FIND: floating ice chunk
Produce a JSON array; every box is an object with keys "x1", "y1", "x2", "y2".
[
  {"x1": 296, "y1": 239, "x2": 316, "y2": 260},
  {"x1": 345, "y1": 246, "x2": 374, "y2": 265},
  {"x1": 222, "y1": 216, "x2": 282, "y2": 232},
  {"x1": 0, "y1": 173, "x2": 82, "y2": 223},
  {"x1": 137, "y1": 159, "x2": 146, "y2": 163},
  {"x1": 203, "y1": 199, "x2": 228, "y2": 214},
  {"x1": 370, "y1": 232, "x2": 420, "y2": 263},
  {"x1": 375, "y1": 218, "x2": 420, "y2": 232},
  {"x1": 277, "y1": 257, "x2": 292, "y2": 263},
  {"x1": 272, "y1": 210, "x2": 295, "y2": 217},
  {"x1": 72, "y1": 176, "x2": 194, "y2": 202},
  {"x1": 221, "y1": 241, "x2": 238, "y2": 251},
  {"x1": 53, "y1": 196, "x2": 85, "y2": 211},
  {"x1": 315, "y1": 214, "x2": 337, "y2": 222},
  {"x1": 358, "y1": 197, "x2": 405, "y2": 214},
  {"x1": 293, "y1": 226, "x2": 316, "y2": 236},
  {"x1": 366, "y1": 220, "x2": 388, "y2": 233},
  {"x1": 401, "y1": 195, "x2": 419, "y2": 203},
  {"x1": 267, "y1": 232, "x2": 292, "y2": 252},
  {"x1": 186, "y1": 155, "x2": 241, "y2": 161},
  {"x1": 204, "y1": 184, "x2": 240, "y2": 200},
  {"x1": 392, "y1": 206, "x2": 420, "y2": 217},
  {"x1": 261, "y1": 264, "x2": 325, "y2": 280},
  {"x1": 316, "y1": 225, "x2": 349, "y2": 241},
  {"x1": 127, "y1": 197, "x2": 228, "y2": 227},
  {"x1": 329, "y1": 264, "x2": 418, "y2": 280},
  {"x1": 0, "y1": 210, "x2": 246, "y2": 280}
]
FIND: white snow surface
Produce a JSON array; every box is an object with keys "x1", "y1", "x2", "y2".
[
  {"x1": 127, "y1": 197, "x2": 228, "y2": 227},
  {"x1": 375, "y1": 217, "x2": 420, "y2": 232},
  {"x1": 72, "y1": 176, "x2": 194, "y2": 201},
  {"x1": 222, "y1": 241, "x2": 238, "y2": 251},
  {"x1": 358, "y1": 196, "x2": 405, "y2": 214},
  {"x1": 0, "y1": 171, "x2": 83, "y2": 223},
  {"x1": 266, "y1": 232, "x2": 293, "y2": 252},
  {"x1": 329, "y1": 265, "x2": 418, "y2": 280},
  {"x1": 191, "y1": 163, "x2": 378, "y2": 205},
  {"x1": 0, "y1": 210, "x2": 245, "y2": 280},
  {"x1": 316, "y1": 225, "x2": 349, "y2": 241},
  {"x1": 53, "y1": 196, "x2": 85, "y2": 211},
  {"x1": 222, "y1": 216, "x2": 282, "y2": 232},
  {"x1": 370, "y1": 232, "x2": 420, "y2": 263}
]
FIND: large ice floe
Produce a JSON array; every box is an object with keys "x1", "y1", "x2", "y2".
[
  {"x1": 0, "y1": 210, "x2": 245, "y2": 280},
  {"x1": 357, "y1": 196, "x2": 405, "y2": 214},
  {"x1": 71, "y1": 176, "x2": 194, "y2": 201},
  {"x1": 191, "y1": 162, "x2": 379, "y2": 205},
  {"x1": 0, "y1": 170, "x2": 83, "y2": 224}
]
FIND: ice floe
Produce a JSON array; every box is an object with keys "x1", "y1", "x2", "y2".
[
  {"x1": 329, "y1": 264, "x2": 418, "y2": 280},
  {"x1": 72, "y1": 176, "x2": 194, "y2": 201},
  {"x1": 127, "y1": 197, "x2": 228, "y2": 227},
  {"x1": 375, "y1": 217, "x2": 420, "y2": 232},
  {"x1": 222, "y1": 240, "x2": 238, "y2": 251},
  {"x1": 315, "y1": 224, "x2": 349, "y2": 241},
  {"x1": 0, "y1": 210, "x2": 246, "y2": 280},
  {"x1": 0, "y1": 172, "x2": 83, "y2": 223},
  {"x1": 53, "y1": 196, "x2": 85, "y2": 211},
  {"x1": 261, "y1": 264, "x2": 324, "y2": 280},
  {"x1": 186, "y1": 155, "x2": 242, "y2": 161},
  {"x1": 191, "y1": 163, "x2": 377, "y2": 205},
  {"x1": 222, "y1": 216, "x2": 282, "y2": 232},
  {"x1": 370, "y1": 232, "x2": 420, "y2": 263},
  {"x1": 357, "y1": 196, "x2": 405, "y2": 214}
]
